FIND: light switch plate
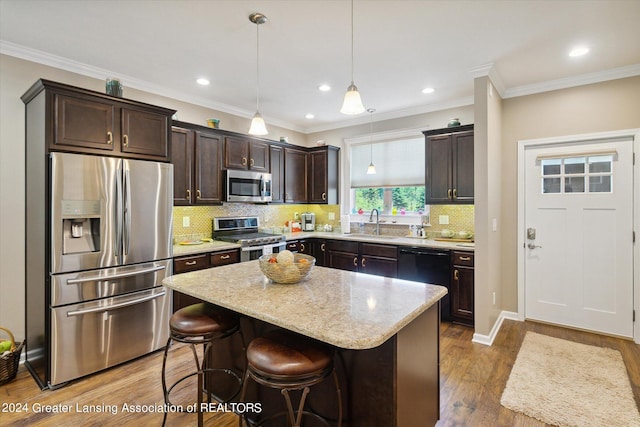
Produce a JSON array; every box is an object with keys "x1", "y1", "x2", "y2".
[
  {"x1": 183, "y1": 216, "x2": 190, "y2": 227},
  {"x1": 328, "y1": 212, "x2": 335, "y2": 220},
  {"x1": 439, "y1": 215, "x2": 449, "y2": 225}
]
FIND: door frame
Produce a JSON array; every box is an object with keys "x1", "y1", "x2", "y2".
[{"x1": 517, "y1": 128, "x2": 640, "y2": 344}]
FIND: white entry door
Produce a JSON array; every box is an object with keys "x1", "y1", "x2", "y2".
[{"x1": 524, "y1": 138, "x2": 634, "y2": 338}]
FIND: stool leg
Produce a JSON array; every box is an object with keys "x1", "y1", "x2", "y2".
[
  {"x1": 282, "y1": 386, "x2": 310, "y2": 427},
  {"x1": 160, "y1": 337, "x2": 173, "y2": 427},
  {"x1": 238, "y1": 369, "x2": 252, "y2": 427},
  {"x1": 332, "y1": 368, "x2": 343, "y2": 427}
]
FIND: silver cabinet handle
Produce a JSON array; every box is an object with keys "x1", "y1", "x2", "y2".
[
  {"x1": 67, "y1": 291, "x2": 166, "y2": 317},
  {"x1": 220, "y1": 255, "x2": 230, "y2": 260},
  {"x1": 454, "y1": 269, "x2": 459, "y2": 280},
  {"x1": 353, "y1": 257, "x2": 358, "y2": 266},
  {"x1": 322, "y1": 192, "x2": 326, "y2": 201},
  {"x1": 321, "y1": 243, "x2": 325, "y2": 252},
  {"x1": 459, "y1": 256, "x2": 471, "y2": 261},
  {"x1": 361, "y1": 257, "x2": 366, "y2": 268},
  {"x1": 184, "y1": 260, "x2": 197, "y2": 266},
  {"x1": 107, "y1": 131, "x2": 113, "y2": 144},
  {"x1": 123, "y1": 134, "x2": 129, "y2": 147}
]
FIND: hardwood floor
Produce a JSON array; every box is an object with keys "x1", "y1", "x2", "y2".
[{"x1": 2, "y1": 320, "x2": 638, "y2": 426}]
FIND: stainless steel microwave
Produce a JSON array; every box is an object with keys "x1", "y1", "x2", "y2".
[{"x1": 225, "y1": 170, "x2": 272, "y2": 203}]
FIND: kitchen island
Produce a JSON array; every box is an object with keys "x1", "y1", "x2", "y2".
[{"x1": 162, "y1": 260, "x2": 447, "y2": 426}]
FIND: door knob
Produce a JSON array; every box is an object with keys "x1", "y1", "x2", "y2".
[{"x1": 527, "y1": 243, "x2": 542, "y2": 249}]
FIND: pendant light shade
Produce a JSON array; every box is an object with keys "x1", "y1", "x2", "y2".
[
  {"x1": 366, "y1": 108, "x2": 376, "y2": 174},
  {"x1": 341, "y1": 0, "x2": 365, "y2": 115},
  {"x1": 248, "y1": 13, "x2": 268, "y2": 135},
  {"x1": 249, "y1": 112, "x2": 268, "y2": 136}
]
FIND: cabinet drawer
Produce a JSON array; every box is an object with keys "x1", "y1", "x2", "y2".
[
  {"x1": 326, "y1": 240, "x2": 359, "y2": 253},
  {"x1": 452, "y1": 251, "x2": 474, "y2": 267},
  {"x1": 361, "y1": 243, "x2": 397, "y2": 259},
  {"x1": 174, "y1": 254, "x2": 209, "y2": 273},
  {"x1": 210, "y1": 249, "x2": 239, "y2": 266},
  {"x1": 286, "y1": 241, "x2": 299, "y2": 252}
]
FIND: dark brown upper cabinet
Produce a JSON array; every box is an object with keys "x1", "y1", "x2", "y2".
[
  {"x1": 284, "y1": 147, "x2": 308, "y2": 203},
  {"x1": 424, "y1": 125, "x2": 474, "y2": 204},
  {"x1": 269, "y1": 145, "x2": 285, "y2": 203},
  {"x1": 224, "y1": 135, "x2": 270, "y2": 172},
  {"x1": 21, "y1": 79, "x2": 173, "y2": 162},
  {"x1": 308, "y1": 146, "x2": 339, "y2": 204},
  {"x1": 171, "y1": 125, "x2": 223, "y2": 205}
]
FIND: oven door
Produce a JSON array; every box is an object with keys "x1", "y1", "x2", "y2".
[{"x1": 240, "y1": 241, "x2": 286, "y2": 262}]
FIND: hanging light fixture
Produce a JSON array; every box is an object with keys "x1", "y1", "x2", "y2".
[
  {"x1": 340, "y1": 0, "x2": 365, "y2": 115},
  {"x1": 366, "y1": 108, "x2": 376, "y2": 174},
  {"x1": 248, "y1": 12, "x2": 268, "y2": 135}
]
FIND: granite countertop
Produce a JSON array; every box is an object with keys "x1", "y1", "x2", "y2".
[
  {"x1": 162, "y1": 261, "x2": 447, "y2": 350},
  {"x1": 172, "y1": 231, "x2": 473, "y2": 257}
]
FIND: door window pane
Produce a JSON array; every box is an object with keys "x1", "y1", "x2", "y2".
[
  {"x1": 564, "y1": 157, "x2": 585, "y2": 174},
  {"x1": 588, "y1": 155, "x2": 612, "y2": 173},
  {"x1": 543, "y1": 178, "x2": 561, "y2": 193},
  {"x1": 589, "y1": 176, "x2": 611, "y2": 192},
  {"x1": 564, "y1": 177, "x2": 585, "y2": 193},
  {"x1": 542, "y1": 159, "x2": 561, "y2": 175}
]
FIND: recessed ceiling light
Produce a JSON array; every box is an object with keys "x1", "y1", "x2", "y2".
[
  {"x1": 305, "y1": 113, "x2": 315, "y2": 119},
  {"x1": 318, "y1": 84, "x2": 331, "y2": 92},
  {"x1": 196, "y1": 78, "x2": 210, "y2": 85},
  {"x1": 569, "y1": 46, "x2": 589, "y2": 57},
  {"x1": 422, "y1": 87, "x2": 435, "y2": 94}
]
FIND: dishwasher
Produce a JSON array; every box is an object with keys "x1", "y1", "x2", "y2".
[{"x1": 397, "y1": 247, "x2": 451, "y2": 321}]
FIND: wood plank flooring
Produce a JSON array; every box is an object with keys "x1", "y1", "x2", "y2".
[{"x1": 2, "y1": 320, "x2": 638, "y2": 426}]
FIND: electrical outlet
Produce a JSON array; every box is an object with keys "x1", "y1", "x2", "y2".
[
  {"x1": 182, "y1": 216, "x2": 190, "y2": 227},
  {"x1": 439, "y1": 215, "x2": 449, "y2": 225},
  {"x1": 328, "y1": 212, "x2": 335, "y2": 220}
]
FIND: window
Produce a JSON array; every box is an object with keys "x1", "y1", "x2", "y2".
[
  {"x1": 541, "y1": 155, "x2": 613, "y2": 194},
  {"x1": 349, "y1": 137, "x2": 425, "y2": 215}
]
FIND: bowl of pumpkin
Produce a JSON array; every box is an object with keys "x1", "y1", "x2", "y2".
[{"x1": 258, "y1": 250, "x2": 315, "y2": 284}]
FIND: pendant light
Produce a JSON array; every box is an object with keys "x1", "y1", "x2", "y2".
[
  {"x1": 340, "y1": 0, "x2": 365, "y2": 115},
  {"x1": 366, "y1": 108, "x2": 376, "y2": 174},
  {"x1": 248, "y1": 13, "x2": 268, "y2": 135}
]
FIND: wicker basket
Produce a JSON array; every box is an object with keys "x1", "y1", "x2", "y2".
[
  {"x1": 258, "y1": 253, "x2": 315, "y2": 284},
  {"x1": 0, "y1": 326, "x2": 24, "y2": 385}
]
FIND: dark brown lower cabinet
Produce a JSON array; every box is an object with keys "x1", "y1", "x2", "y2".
[
  {"x1": 450, "y1": 251, "x2": 474, "y2": 326},
  {"x1": 172, "y1": 249, "x2": 239, "y2": 311},
  {"x1": 326, "y1": 240, "x2": 397, "y2": 278}
]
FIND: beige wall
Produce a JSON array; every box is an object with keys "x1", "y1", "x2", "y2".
[{"x1": 500, "y1": 76, "x2": 640, "y2": 313}]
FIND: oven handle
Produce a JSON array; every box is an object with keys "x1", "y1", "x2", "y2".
[
  {"x1": 66, "y1": 290, "x2": 166, "y2": 317},
  {"x1": 66, "y1": 265, "x2": 165, "y2": 285},
  {"x1": 240, "y1": 242, "x2": 285, "y2": 252}
]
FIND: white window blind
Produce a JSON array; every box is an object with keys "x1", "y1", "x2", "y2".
[{"x1": 350, "y1": 138, "x2": 424, "y2": 188}]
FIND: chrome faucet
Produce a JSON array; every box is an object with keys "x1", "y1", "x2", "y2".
[{"x1": 369, "y1": 208, "x2": 380, "y2": 235}]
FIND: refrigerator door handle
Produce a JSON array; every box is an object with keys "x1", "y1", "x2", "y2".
[
  {"x1": 123, "y1": 166, "x2": 131, "y2": 256},
  {"x1": 66, "y1": 265, "x2": 166, "y2": 285},
  {"x1": 115, "y1": 163, "x2": 124, "y2": 259},
  {"x1": 66, "y1": 290, "x2": 166, "y2": 317}
]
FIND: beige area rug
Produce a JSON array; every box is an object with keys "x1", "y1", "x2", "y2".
[{"x1": 500, "y1": 332, "x2": 640, "y2": 427}]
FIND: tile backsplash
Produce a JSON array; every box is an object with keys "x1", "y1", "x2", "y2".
[
  {"x1": 173, "y1": 204, "x2": 340, "y2": 242},
  {"x1": 426, "y1": 205, "x2": 475, "y2": 237}
]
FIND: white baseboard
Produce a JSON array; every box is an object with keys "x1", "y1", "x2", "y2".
[{"x1": 472, "y1": 311, "x2": 519, "y2": 346}]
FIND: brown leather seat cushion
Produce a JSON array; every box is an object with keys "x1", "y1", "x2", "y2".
[
  {"x1": 247, "y1": 329, "x2": 333, "y2": 377},
  {"x1": 170, "y1": 303, "x2": 239, "y2": 336}
]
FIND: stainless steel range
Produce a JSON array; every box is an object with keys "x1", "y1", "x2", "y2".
[{"x1": 213, "y1": 216, "x2": 286, "y2": 262}]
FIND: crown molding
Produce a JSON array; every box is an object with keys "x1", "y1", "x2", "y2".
[
  {"x1": 469, "y1": 62, "x2": 507, "y2": 98},
  {"x1": 503, "y1": 63, "x2": 640, "y2": 99},
  {"x1": 0, "y1": 41, "x2": 304, "y2": 133}
]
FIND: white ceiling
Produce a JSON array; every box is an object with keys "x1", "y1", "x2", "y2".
[{"x1": 1, "y1": 0, "x2": 639, "y2": 134}]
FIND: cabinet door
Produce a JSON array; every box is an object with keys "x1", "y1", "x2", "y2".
[
  {"x1": 249, "y1": 140, "x2": 270, "y2": 172},
  {"x1": 452, "y1": 131, "x2": 474, "y2": 203},
  {"x1": 361, "y1": 256, "x2": 398, "y2": 278},
  {"x1": 308, "y1": 150, "x2": 328, "y2": 203},
  {"x1": 298, "y1": 239, "x2": 312, "y2": 255},
  {"x1": 284, "y1": 147, "x2": 308, "y2": 203},
  {"x1": 53, "y1": 93, "x2": 115, "y2": 151},
  {"x1": 312, "y1": 240, "x2": 327, "y2": 267},
  {"x1": 121, "y1": 107, "x2": 169, "y2": 160},
  {"x1": 224, "y1": 135, "x2": 249, "y2": 169},
  {"x1": 171, "y1": 127, "x2": 193, "y2": 205},
  {"x1": 328, "y1": 249, "x2": 359, "y2": 272},
  {"x1": 270, "y1": 145, "x2": 285, "y2": 203},
  {"x1": 451, "y1": 266, "x2": 474, "y2": 325},
  {"x1": 194, "y1": 131, "x2": 222, "y2": 204},
  {"x1": 425, "y1": 134, "x2": 452, "y2": 204}
]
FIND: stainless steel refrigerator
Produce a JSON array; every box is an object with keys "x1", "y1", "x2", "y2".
[{"x1": 25, "y1": 152, "x2": 173, "y2": 389}]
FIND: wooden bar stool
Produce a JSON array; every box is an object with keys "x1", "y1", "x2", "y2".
[
  {"x1": 161, "y1": 302, "x2": 245, "y2": 427},
  {"x1": 239, "y1": 329, "x2": 342, "y2": 427}
]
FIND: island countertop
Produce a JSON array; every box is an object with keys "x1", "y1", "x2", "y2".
[{"x1": 162, "y1": 260, "x2": 447, "y2": 350}]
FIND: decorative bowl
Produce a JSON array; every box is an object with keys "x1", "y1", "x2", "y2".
[{"x1": 258, "y1": 253, "x2": 316, "y2": 284}]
